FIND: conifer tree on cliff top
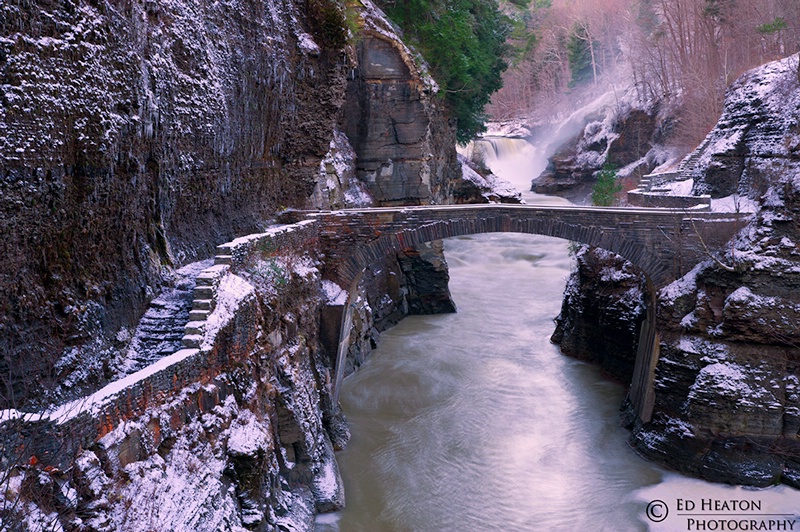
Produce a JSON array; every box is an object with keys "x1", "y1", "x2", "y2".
[{"x1": 381, "y1": 0, "x2": 512, "y2": 144}]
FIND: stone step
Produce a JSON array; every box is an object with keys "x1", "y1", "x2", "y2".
[
  {"x1": 182, "y1": 334, "x2": 203, "y2": 349},
  {"x1": 193, "y1": 299, "x2": 213, "y2": 311},
  {"x1": 195, "y1": 264, "x2": 230, "y2": 286},
  {"x1": 189, "y1": 309, "x2": 211, "y2": 321},
  {"x1": 214, "y1": 255, "x2": 232, "y2": 266},
  {"x1": 184, "y1": 321, "x2": 206, "y2": 336},
  {"x1": 193, "y1": 285, "x2": 214, "y2": 300}
]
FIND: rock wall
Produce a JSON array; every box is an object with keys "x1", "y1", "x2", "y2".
[
  {"x1": 630, "y1": 56, "x2": 800, "y2": 487},
  {"x1": 335, "y1": 241, "x2": 456, "y2": 375},
  {"x1": 0, "y1": 0, "x2": 464, "y2": 408},
  {"x1": 551, "y1": 246, "x2": 647, "y2": 383},
  {"x1": 0, "y1": 0, "x2": 352, "y2": 406},
  {"x1": 338, "y1": 3, "x2": 460, "y2": 206},
  {"x1": 1, "y1": 0, "x2": 466, "y2": 526},
  {"x1": 554, "y1": 56, "x2": 800, "y2": 487}
]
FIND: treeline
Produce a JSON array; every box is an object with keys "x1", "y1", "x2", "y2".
[{"x1": 490, "y1": 0, "x2": 800, "y2": 144}]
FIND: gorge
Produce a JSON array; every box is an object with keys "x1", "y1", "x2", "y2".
[{"x1": 1, "y1": 0, "x2": 800, "y2": 529}]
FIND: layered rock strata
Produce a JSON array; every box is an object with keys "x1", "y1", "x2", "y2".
[
  {"x1": 0, "y1": 0, "x2": 350, "y2": 407},
  {"x1": 338, "y1": 5, "x2": 460, "y2": 206},
  {"x1": 551, "y1": 246, "x2": 647, "y2": 383},
  {"x1": 555, "y1": 56, "x2": 800, "y2": 487}
]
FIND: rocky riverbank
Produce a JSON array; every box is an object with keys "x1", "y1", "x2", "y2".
[
  {"x1": 0, "y1": 0, "x2": 464, "y2": 528},
  {"x1": 553, "y1": 55, "x2": 800, "y2": 487}
]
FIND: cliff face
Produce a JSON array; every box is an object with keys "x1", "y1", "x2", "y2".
[
  {"x1": 1, "y1": 1, "x2": 463, "y2": 526},
  {"x1": 631, "y1": 56, "x2": 800, "y2": 487},
  {"x1": 554, "y1": 56, "x2": 800, "y2": 487},
  {"x1": 1, "y1": 0, "x2": 350, "y2": 405},
  {"x1": 338, "y1": 15, "x2": 460, "y2": 206},
  {"x1": 0, "y1": 0, "x2": 459, "y2": 408},
  {"x1": 1, "y1": 229, "x2": 350, "y2": 530},
  {"x1": 551, "y1": 246, "x2": 646, "y2": 383}
]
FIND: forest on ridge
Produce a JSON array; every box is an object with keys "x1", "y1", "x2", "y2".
[{"x1": 486, "y1": 0, "x2": 800, "y2": 145}]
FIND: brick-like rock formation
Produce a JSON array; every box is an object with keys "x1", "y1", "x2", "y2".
[
  {"x1": 339, "y1": 3, "x2": 460, "y2": 205},
  {"x1": 554, "y1": 56, "x2": 800, "y2": 487}
]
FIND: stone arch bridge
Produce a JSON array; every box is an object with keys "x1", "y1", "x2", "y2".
[{"x1": 307, "y1": 204, "x2": 748, "y2": 424}]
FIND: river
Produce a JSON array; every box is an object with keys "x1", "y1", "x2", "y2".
[{"x1": 316, "y1": 140, "x2": 798, "y2": 531}]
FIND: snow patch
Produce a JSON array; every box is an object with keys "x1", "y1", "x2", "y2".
[
  {"x1": 296, "y1": 32, "x2": 320, "y2": 56},
  {"x1": 313, "y1": 457, "x2": 340, "y2": 502},
  {"x1": 202, "y1": 274, "x2": 256, "y2": 350},
  {"x1": 710, "y1": 194, "x2": 758, "y2": 213},
  {"x1": 659, "y1": 262, "x2": 705, "y2": 304},
  {"x1": 227, "y1": 409, "x2": 272, "y2": 457},
  {"x1": 688, "y1": 362, "x2": 779, "y2": 408}
]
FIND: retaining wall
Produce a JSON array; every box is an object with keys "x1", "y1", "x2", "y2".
[{"x1": 0, "y1": 220, "x2": 319, "y2": 470}]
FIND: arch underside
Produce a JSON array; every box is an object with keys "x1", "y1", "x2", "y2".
[
  {"x1": 330, "y1": 216, "x2": 670, "y2": 424},
  {"x1": 336, "y1": 216, "x2": 672, "y2": 291}
]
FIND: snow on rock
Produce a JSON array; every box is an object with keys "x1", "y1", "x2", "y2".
[
  {"x1": 226, "y1": 408, "x2": 273, "y2": 458},
  {"x1": 109, "y1": 426, "x2": 247, "y2": 532},
  {"x1": 355, "y1": 0, "x2": 439, "y2": 93},
  {"x1": 658, "y1": 261, "x2": 705, "y2": 306},
  {"x1": 690, "y1": 54, "x2": 800, "y2": 199},
  {"x1": 202, "y1": 273, "x2": 256, "y2": 351},
  {"x1": 322, "y1": 280, "x2": 348, "y2": 306},
  {"x1": 296, "y1": 32, "x2": 321, "y2": 56},
  {"x1": 311, "y1": 129, "x2": 373, "y2": 210},
  {"x1": 710, "y1": 194, "x2": 758, "y2": 213},
  {"x1": 722, "y1": 287, "x2": 800, "y2": 344},
  {"x1": 687, "y1": 362, "x2": 781, "y2": 410},
  {"x1": 456, "y1": 154, "x2": 523, "y2": 204},
  {"x1": 484, "y1": 120, "x2": 531, "y2": 138}
]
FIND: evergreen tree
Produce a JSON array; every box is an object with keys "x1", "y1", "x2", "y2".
[
  {"x1": 591, "y1": 162, "x2": 622, "y2": 206},
  {"x1": 381, "y1": 0, "x2": 512, "y2": 143}
]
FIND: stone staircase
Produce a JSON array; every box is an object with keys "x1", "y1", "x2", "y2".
[
  {"x1": 114, "y1": 259, "x2": 213, "y2": 376},
  {"x1": 640, "y1": 136, "x2": 713, "y2": 191},
  {"x1": 181, "y1": 261, "x2": 230, "y2": 349}
]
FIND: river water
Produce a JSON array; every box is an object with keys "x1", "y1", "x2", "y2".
[{"x1": 316, "y1": 140, "x2": 798, "y2": 531}]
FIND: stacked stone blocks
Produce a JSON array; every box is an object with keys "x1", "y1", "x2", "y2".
[
  {"x1": 0, "y1": 206, "x2": 746, "y2": 471},
  {"x1": 0, "y1": 220, "x2": 318, "y2": 470}
]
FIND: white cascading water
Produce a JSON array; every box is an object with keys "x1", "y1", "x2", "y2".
[{"x1": 317, "y1": 141, "x2": 798, "y2": 532}]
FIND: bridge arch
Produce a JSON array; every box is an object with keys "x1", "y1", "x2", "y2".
[{"x1": 312, "y1": 205, "x2": 747, "y2": 424}]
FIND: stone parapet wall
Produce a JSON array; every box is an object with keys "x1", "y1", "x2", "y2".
[
  {"x1": 0, "y1": 300, "x2": 258, "y2": 470},
  {"x1": 181, "y1": 220, "x2": 321, "y2": 348},
  {"x1": 627, "y1": 189, "x2": 712, "y2": 209},
  {"x1": 0, "y1": 220, "x2": 319, "y2": 471}
]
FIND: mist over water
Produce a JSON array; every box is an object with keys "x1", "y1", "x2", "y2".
[{"x1": 318, "y1": 142, "x2": 799, "y2": 532}]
